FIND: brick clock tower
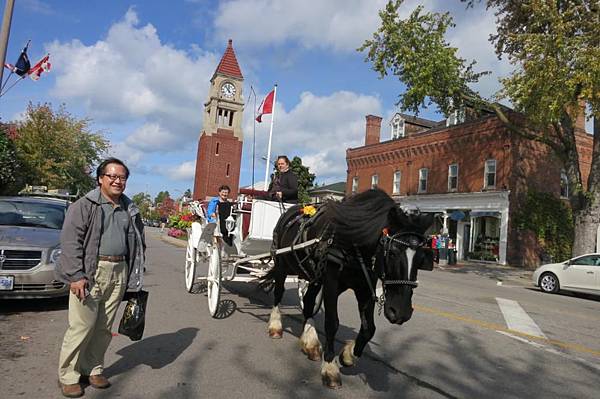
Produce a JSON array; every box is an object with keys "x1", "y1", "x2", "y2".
[{"x1": 193, "y1": 39, "x2": 244, "y2": 200}]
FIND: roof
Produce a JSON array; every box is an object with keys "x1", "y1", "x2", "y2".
[
  {"x1": 309, "y1": 182, "x2": 346, "y2": 194},
  {"x1": 214, "y1": 39, "x2": 243, "y2": 79},
  {"x1": 394, "y1": 112, "x2": 443, "y2": 128}
]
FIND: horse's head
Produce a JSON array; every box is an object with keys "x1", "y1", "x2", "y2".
[{"x1": 377, "y1": 208, "x2": 434, "y2": 325}]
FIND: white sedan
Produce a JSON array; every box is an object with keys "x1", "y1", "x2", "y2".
[{"x1": 532, "y1": 253, "x2": 600, "y2": 295}]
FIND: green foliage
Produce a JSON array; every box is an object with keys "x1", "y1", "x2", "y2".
[
  {"x1": 515, "y1": 191, "x2": 574, "y2": 263},
  {"x1": 359, "y1": 0, "x2": 489, "y2": 116},
  {"x1": 0, "y1": 125, "x2": 20, "y2": 195},
  {"x1": 272, "y1": 156, "x2": 315, "y2": 204},
  {"x1": 131, "y1": 192, "x2": 153, "y2": 219},
  {"x1": 184, "y1": 188, "x2": 192, "y2": 198},
  {"x1": 11, "y1": 103, "x2": 109, "y2": 195}
]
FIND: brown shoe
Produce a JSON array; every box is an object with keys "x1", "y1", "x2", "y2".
[
  {"x1": 88, "y1": 374, "x2": 111, "y2": 389},
  {"x1": 59, "y1": 382, "x2": 84, "y2": 398}
]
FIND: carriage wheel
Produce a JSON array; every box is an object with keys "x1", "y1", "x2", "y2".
[
  {"x1": 184, "y1": 238, "x2": 197, "y2": 293},
  {"x1": 207, "y1": 241, "x2": 221, "y2": 317}
]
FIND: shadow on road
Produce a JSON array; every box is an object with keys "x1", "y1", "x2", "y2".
[
  {"x1": 0, "y1": 296, "x2": 68, "y2": 314},
  {"x1": 105, "y1": 327, "x2": 199, "y2": 376}
]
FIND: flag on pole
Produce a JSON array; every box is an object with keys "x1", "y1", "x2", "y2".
[
  {"x1": 256, "y1": 89, "x2": 275, "y2": 122},
  {"x1": 4, "y1": 42, "x2": 31, "y2": 76},
  {"x1": 28, "y1": 54, "x2": 51, "y2": 81}
]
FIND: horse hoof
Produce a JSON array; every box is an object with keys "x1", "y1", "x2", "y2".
[
  {"x1": 301, "y1": 346, "x2": 322, "y2": 361},
  {"x1": 268, "y1": 329, "x2": 283, "y2": 339},
  {"x1": 321, "y1": 375, "x2": 342, "y2": 389},
  {"x1": 339, "y1": 340, "x2": 357, "y2": 367}
]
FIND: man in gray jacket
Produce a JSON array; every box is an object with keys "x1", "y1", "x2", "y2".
[{"x1": 55, "y1": 157, "x2": 145, "y2": 398}]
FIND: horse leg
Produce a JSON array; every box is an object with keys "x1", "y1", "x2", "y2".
[
  {"x1": 320, "y1": 276, "x2": 342, "y2": 389},
  {"x1": 339, "y1": 288, "x2": 376, "y2": 367},
  {"x1": 267, "y1": 268, "x2": 286, "y2": 339},
  {"x1": 299, "y1": 283, "x2": 322, "y2": 361}
]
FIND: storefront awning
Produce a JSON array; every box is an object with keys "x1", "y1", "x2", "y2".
[{"x1": 470, "y1": 211, "x2": 500, "y2": 218}]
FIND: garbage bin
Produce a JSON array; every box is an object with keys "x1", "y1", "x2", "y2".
[{"x1": 448, "y1": 250, "x2": 457, "y2": 265}]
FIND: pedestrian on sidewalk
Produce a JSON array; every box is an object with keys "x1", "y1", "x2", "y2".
[{"x1": 55, "y1": 157, "x2": 146, "y2": 398}]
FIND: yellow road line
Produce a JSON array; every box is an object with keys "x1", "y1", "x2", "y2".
[{"x1": 415, "y1": 304, "x2": 600, "y2": 357}]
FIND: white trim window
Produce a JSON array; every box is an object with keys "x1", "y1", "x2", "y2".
[
  {"x1": 391, "y1": 115, "x2": 405, "y2": 139},
  {"x1": 352, "y1": 176, "x2": 359, "y2": 194},
  {"x1": 371, "y1": 174, "x2": 379, "y2": 189},
  {"x1": 418, "y1": 168, "x2": 428, "y2": 193},
  {"x1": 393, "y1": 170, "x2": 401, "y2": 194},
  {"x1": 448, "y1": 163, "x2": 458, "y2": 191},
  {"x1": 484, "y1": 159, "x2": 496, "y2": 189},
  {"x1": 560, "y1": 169, "x2": 569, "y2": 198}
]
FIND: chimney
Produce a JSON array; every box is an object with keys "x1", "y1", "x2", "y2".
[{"x1": 365, "y1": 115, "x2": 382, "y2": 146}]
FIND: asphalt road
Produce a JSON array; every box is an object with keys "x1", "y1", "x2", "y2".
[{"x1": 1, "y1": 228, "x2": 599, "y2": 398}]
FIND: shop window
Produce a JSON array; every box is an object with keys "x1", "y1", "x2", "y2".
[
  {"x1": 393, "y1": 171, "x2": 401, "y2": 194},
  {"x1": 418, "y1": 168, "x2": 428, "y2": 193},
  {"x1": 448, "y1": 164, "x2": 458, "y2": 191},
  {"x1": 391, "y1": 115, "x2": 405, "y2": 139},
  {"x1": 471, "y1": 215, "x2": 500, "y2": 262},
  {"x1": 560, "y1": 169, "x2": 569, "y2": 198},
  {"x1": 352, "y1": 177, "x2": 359, "y2": 194},
  {"x1": 484, "y1": 159, "x2": 496, "y2": 189},
  {"x1": 371, "y1": 174, "x2": 379, "y2": 189}
]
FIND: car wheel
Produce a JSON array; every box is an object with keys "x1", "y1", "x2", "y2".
[{"x1": 539, "y1": 272, "x2": 559, "y2": 294}]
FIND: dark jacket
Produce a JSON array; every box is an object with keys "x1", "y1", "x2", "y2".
[
  {"x1": 55, "y1": 188, "x2": 146, "y2": 292},
  {"x1": 268, "y1": 169, "x2": 299, "y2": 203}
]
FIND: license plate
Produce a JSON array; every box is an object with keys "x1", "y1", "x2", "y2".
[{"x1": 0, "y1": 275, "x2": 14, "y2": 290}]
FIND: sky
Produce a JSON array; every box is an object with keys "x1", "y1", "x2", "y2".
[{"x1": 1, "y1": 0, "x2": 591, "y2": 200}]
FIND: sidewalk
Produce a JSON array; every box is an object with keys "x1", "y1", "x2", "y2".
[{"x1": 435, "y1": 260, "x2": 534, "y2": 285}]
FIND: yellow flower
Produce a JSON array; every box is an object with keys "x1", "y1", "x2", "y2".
[{"x1": 302, "y1": 205, "x2": 317, "y2": 217}]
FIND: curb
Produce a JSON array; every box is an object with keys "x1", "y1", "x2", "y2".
[{"x1": 160, "y1": 234, "x2": 188, "y2": 248}]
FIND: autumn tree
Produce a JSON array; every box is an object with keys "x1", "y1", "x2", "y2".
[
  {"x1": 360, "y1": 0, "x2": 600, "y2": 256},
  {"x1": 11, "y1": 103, "x2": 109, "y2": 195}
]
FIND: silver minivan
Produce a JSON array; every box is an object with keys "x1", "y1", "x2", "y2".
[{"x1": 0, "y1": 195, "x2": 71, "y2": 298}]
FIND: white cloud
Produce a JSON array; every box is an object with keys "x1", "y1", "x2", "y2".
[
  {"x1": 46, "y1": 8, "x2": 218, "y2": 152},
  {"x1": 214, "y1": 0, "x2": 390, "y2": 52},
  {"x1": 165, "y1": 160, "x2": 196, "y2": 181},
  {"x1": 242, "y1": 90, "x2": 382, "y2": 183}
]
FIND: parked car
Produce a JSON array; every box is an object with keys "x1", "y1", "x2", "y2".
[
  {"x1": 0, "y1": 195, "x2": 71, "y2": 298},
  {"x1": 532, "y1": 253, "x2": 600, "y2": 295}
]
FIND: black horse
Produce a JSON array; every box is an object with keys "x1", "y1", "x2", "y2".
[{"x1": 260, "y1": 189, "x2": 434, "y2": 388}]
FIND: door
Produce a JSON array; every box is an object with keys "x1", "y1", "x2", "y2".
[
  {"x1": 561, "y1": 255, "x2": 599, "y2": 291},
  {"x1": 463, "y1": 224, "x2": 470, "y2": 259}
]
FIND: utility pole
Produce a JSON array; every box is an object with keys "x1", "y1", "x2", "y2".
[{"x1": 0, "y1": 0, "x2": 15, "y2": 87}]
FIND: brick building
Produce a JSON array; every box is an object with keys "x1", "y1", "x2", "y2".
[
  {"x1": 346, "y1": 110, "x2": 592, "y2": 267},
  {"x1": 193, "y1": 40, "x2": 245, "y2": 200}
]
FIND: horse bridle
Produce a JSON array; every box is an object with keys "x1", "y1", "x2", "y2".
[{"x1": 355, "y1": 230, "x2": 426, "y2": 313}]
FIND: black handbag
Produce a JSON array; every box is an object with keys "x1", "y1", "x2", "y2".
[{"x1": 118, "y1": 290, "x2": 149, "y2": 341}]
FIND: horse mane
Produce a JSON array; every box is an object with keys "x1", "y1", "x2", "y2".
[{"x1": 326, "y1": 189, "x2": 395, "y2": 246}]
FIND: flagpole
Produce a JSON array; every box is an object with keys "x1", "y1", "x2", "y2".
[
  {"x1": 0, "y1": 0, "x2": 15, "y2": 87},
  {"x1": 263, "y1": 84, "x2": 277, "y2": 191},
  {"x1": 250, "y1": 85, "x2": 257, "y2": 190}
]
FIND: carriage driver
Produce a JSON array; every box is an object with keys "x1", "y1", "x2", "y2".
[{"x1": 267, "y1": 155, "x2": 298, "y2": 203}]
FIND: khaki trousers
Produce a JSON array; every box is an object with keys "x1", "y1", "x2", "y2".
[{"x1": 58, "y1": 260, "x2": 128, "y2": 384}]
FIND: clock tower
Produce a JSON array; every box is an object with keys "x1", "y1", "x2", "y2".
[{"x1": 193, "y1": 39, "x2": 245, "y2": 200}]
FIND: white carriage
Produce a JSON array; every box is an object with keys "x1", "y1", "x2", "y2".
[{"x1": 184, "y1": 190, "x2": 317, "y2": 317}]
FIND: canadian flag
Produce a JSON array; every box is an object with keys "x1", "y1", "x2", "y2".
[
  {"x1": 256, "y1": 89, "x2": 275, "y2": 123},
  {"x1": 29, "y1": 54, "x2": 51, "y2": 81}
]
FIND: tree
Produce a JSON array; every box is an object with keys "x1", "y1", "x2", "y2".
[
  {"x1": 154, "y1": 191, "x2": 170, "y2": 206},
  {"x1": 157, "y1": 196, "x2": 177, "y2": 219},
  {"x1": 131, "y1": 192, "x2": 152, "y2": 219},
  {"x1": 184, "y1": 188, "x2": 192, "y2": 198},
  {"x1": 360, "y1": 0, "x2": 600, "y2": 256},
  {"x1": 0, "y1": 125, "x2": 20, "y2": 195},
  {"x1": 10, "y1": 103, "x2": 109, "y2": 195},
  {"x1": 272, "y1": 156, "x2": 316, "y2": 204}
]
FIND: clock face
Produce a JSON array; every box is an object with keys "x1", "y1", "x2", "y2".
[{"x1": 221, "y1": 82, "x2": 236, "y2": 98}]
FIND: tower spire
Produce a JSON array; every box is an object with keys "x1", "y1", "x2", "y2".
[{"x1": 213, "y1": 38, "x2": 243, "y2": 79}]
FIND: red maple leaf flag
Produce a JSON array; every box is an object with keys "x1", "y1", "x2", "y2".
[{"x1": 256, "y1": 89, "x2": 275, "y2": 123}]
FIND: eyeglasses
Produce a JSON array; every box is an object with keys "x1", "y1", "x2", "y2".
[{"x1": 103, "y1": 174, "x2": 128, "y2": 182}]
